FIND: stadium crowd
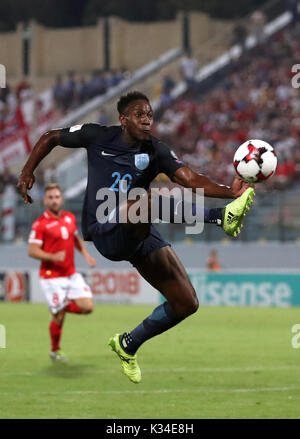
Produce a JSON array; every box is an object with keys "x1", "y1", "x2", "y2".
[
  {"x1": 3, "y1": 12, "x2": 300, "y2": 242},
  {"x1": 52, "y1": 69, "x2": 129, "y2": 112},
  {"x1": 0, "y1": 78, "x2": 33, "y2": 132},
  {"x1": 153, "y1": 21, "x2": 300, "y2": 190},
  {"x1": 0, "y1": 69, "x2": 128, "y2": 142}
]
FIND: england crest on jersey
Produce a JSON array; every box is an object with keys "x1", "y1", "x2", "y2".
[{"x1": 134, "y1": 153, "x2": 149, "y2": 170}]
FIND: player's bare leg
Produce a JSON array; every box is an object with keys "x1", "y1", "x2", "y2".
[
  {"x1": 49, "y1": 309, "x2": 68, "y2": 362},
  {"x1": 74, "y1": 298, "x2": 94, "y2": 314},
  {"x1": 109, "y1": 193, "x2": 198, "y2": 383},
  {"x1": 132, "y1": 245, "x2": 198, "y2": 344},
  {"x1": 120, "y1": 192, "x2": 198, "y2": 315},
  {"x1": 64, "y1": 297, "x2": 94, "y2": 314},
  {"x1": 52, "y1": 310, "x2": 65, "y2": 326},
  {"x1": 109, "y1": 244, "x2": 198, "y2": 383},
  {"x1": 109, "y1": 187, "x2": 254, "y2": 382},
  {"x1": 49, "y1": 296, "x2": 93, "y2": 361}
]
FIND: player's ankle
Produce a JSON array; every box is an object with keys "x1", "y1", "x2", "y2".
[
  {"x1": 120, "y1": 333, "x2": 138, "y2": 356},
  {"x1": 203, "y1": 207, "x2": 223, "y2": 225}
]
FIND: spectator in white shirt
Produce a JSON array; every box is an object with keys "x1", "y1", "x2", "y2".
[{"x1": 180, "y1": 50, "x2": 198, "y2": 90}]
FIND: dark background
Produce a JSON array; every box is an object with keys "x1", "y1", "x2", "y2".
[{"x1": 0, "y1": 0, "x2": 268, "y2": 31}]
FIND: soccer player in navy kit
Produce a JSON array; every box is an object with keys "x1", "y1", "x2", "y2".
[{"x1": 17, "y1": 91, "x2": 254, "y2": 384}]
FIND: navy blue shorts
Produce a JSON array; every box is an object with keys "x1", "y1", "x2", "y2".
[{"x1": 89, "y1": 223, "x2": 170, "y2": 266}]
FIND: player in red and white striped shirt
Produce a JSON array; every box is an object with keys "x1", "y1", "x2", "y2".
[{"x1": 28, "y1": 183, "x2": 96, "y2": 361}]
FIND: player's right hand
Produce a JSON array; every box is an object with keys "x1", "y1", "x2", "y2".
[
  {"x1": 51, "y1": 251, "x2": 66, "y2": 262},
  {"x1": 230, "y1": 176, "x2": 253, "y2": 198},
  {"x1": 17, "y1": 172, "x2": 35, "y2": 204}
]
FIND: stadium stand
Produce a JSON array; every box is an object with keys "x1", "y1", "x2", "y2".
[
  {"x1": 46, "y1": 5, "x2": 300, "y2": 198},
  {"x1": 52, "y1": 69, "x2": 128, "y2": 113},
  {"x1": 154, "y1": 20, "x2": 300, "y2": 191},
  {"x1": 0, "y1": 69, "x2": 129, "y2": 173},
  {"x1": 1, "y1": 1, "x2": 300, "y2": 243}
]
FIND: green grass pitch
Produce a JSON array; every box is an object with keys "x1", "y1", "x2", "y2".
[{"x1": 0, "y1": 302, "x2": 300, "y2": 419}]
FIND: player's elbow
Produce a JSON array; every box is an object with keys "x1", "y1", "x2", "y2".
[
  {"x1": 28, "y1": 245, "x2": 40, "y2": 259},
  {"x1": 172, "y1": 167, "x2": 194, "y2": 188},
  {"x1": 40, "y1": 129, "x2": 60, "y2": 149},
  {"x1": 28, "y1": 248, "x2": 36, "y2": 259}
]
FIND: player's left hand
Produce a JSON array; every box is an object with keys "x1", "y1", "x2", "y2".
[
  {"x1": 85, "y1": 254, "x2": 96, "y2": 268},
  {"x1": 17, "y1": 172, "x2": 35, "y2": 204},
  {"x1": 230, "y1": 176, "x2": 253, "y2": 198}
]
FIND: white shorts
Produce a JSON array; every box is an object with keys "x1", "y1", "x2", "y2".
[{"x1": 40, "y1": 272, "x2": 93, "y2": 314}]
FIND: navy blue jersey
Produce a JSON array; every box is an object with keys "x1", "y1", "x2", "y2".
[{"x1": 59, "y1": 124, "x2": 184, "y2": 240}]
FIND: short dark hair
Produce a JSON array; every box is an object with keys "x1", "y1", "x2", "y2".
[{"x1": 117, "y1": 91, "x2": 149, "y2": 115}]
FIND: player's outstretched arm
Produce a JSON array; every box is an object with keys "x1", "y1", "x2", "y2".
[
  {"x1": 17, "y1": 130, "x2": 61, "y2": 204},
  {"x1": 172, "y1": 166, "x2": 250, "y2": 199}
]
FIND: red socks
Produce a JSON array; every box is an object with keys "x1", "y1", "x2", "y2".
[
  {"x1": 49, "y1": 320, "x2": 62, "y2": 352},
  {"x1": 49, "y1": 302, "x2": 83, "y2": 352},
  {"x1": 64, "y1": 300, "x2": 83, "y2": 314}
]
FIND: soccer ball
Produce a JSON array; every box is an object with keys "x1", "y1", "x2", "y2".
[{"x1": 233, "y1": 139, "x2": 277, "y2": 183}]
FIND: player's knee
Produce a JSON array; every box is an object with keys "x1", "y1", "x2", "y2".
[
  {"x1": 172, "y1": 292, "x2": 199, "y2": 318},
  {"x1": 181, "y1": 297, "x2": 198, "y2": 317},
  {"x1": 77, "y1": 300, "x2": 94, "y2": 314},
  {"x1": 82, "y1": 303, "x2": 94, "y2": 314},
  {"x1": 187, "y1": 295, "x2": 199, "y2": 315},
  {"x1": 52, "y1": 310, "x2": 64, "y2": 325},
  {"x1": 87, "y1": 303, "x2": 94, "y2": 314}
]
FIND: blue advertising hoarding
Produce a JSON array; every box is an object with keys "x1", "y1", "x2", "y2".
[{"x1": 161, "y1": 271, "x2": 300, "y2": 307}]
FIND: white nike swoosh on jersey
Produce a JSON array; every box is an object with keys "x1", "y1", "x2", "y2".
[{"x1": 101, "y1": 151, "x2": 116, "y2": 156}]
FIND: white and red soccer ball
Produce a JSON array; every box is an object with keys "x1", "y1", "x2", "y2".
[{"x1": 233, "y1": 139, "x2": 277, "y2": 183}]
